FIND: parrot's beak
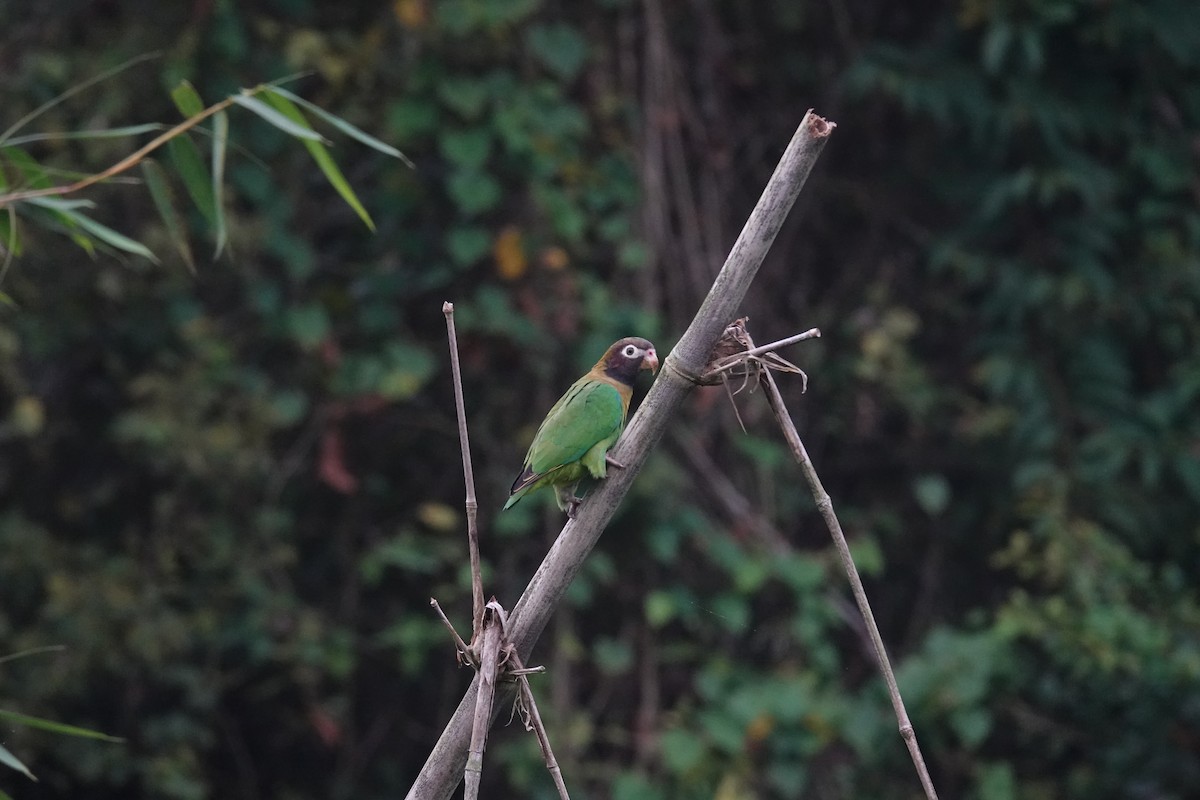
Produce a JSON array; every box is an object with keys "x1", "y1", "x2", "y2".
[{"x1": 643, "y1": 349, "x2": 659, "y2": 374}]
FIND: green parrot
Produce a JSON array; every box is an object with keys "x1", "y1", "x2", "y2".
[{"x1": 504, "y1": 337, "x2": 659, "y2": 516}]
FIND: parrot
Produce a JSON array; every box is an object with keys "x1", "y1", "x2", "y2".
[{"x1": 504, "y1": 337, "x2": 659, "y2": 517}]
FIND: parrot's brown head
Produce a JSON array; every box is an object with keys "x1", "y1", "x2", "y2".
[{"x1": 598, "y1": 337, "x2": 659, "y2": 386}]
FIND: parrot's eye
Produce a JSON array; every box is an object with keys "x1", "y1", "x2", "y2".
[{"x1": 623, "y1": 345, "x2": 638, "y2": 358}]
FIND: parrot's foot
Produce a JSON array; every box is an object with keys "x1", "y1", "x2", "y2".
[
  {"x1": 566, "y1": 496, "x2": 583, "y2": 519},
  {"x1": 605, "y1": 454, "x2": 626, "y2": 470}
]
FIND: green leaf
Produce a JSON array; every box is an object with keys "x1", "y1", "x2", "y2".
[
  {"x1": 4, "y1": 123, "x2": 164, "y2": 146},
  {"x1": 775, "y1": 553, "x2": 825, "y2": 592},
  {"x1": 72, "y1": 214, "x2": 158, "y2": 262},
  {"x1": 593, "y1": 637, "x2": 634, "y2": 675},
  {"x1": 709, "y1": 593, "x2": 750, "y2": 634},
  {"x1": 261, "y1": 92, "x2": 375, "y2": 230},
  {"x1": 386, "y1": 97, "x2": 440, "y2": 140},
  {"x1": 266, "y1": 87, "x2": 413, "y2": 166},
  {"x1": 30, "y1": 201, "x2": 158, "y2": 262},
  {"x1": 0, "y1": 206, "x2": 20, "y2": 261},
  {"x1": 170, "y1": 80, "x2": 205, "y2": 118},
  {"x1": 612, "y1": 774, "x2": 665, "y2": 800},
  {"x1": 660, "y1": 728, "x2": 706, "y2": 774},
  {"x1": 211, "y1": 110, "x2": 229, "y2": 259},
  {"x1": 950, "y1": 705, "x2": 992, "y2": 748},
  {"x1": 17, "y1": 200, "x2": 95, "y2": 255},
  {"x1": 0, "y1": 741, "x2": 35, "y2": 781},
  {"x1": 379, "y1": 342, "x2": 436, "y2": 399},
  {"x1": 285, "y1": 303, "x2": 331, "y2": 348},
  {"x1": 0, "y1": 709, "x2": 124, "y2": 742},
  {"x1": 446, "y1": 170, "x2": 501, "y2": 215},
  {"x1": 167, "y1": 134, "x2": 216, "y2": 225},
  {"x1": 18, "y1": 196, "x2": 95, "y2": 211},
  {"x1": 232, "y1": 93, "x2": 326, "y2": 142},
  {"x1": 644, "y1": 590, "x2": 676, "y2": 627},
  {"x1": 981, "y1": 23, "x2": 1012, "y2": 74},
  {"x1": 445, "y1": 226, "x2": 490, "y2": 265},
  {"x1": 978, "y1": 762, "x2": 1018, "y2": 800},
  {"x1": 1, "y1": 146, "x2": 53, "y2": 190},
  {"x1": 140, "y1": 159, "x2": 194, "y2": 273},
  {"x1": 1172, "y1": 453, "x2": 1200, "y2": 503},
  {"x1": 526, "y1": 23, "x2": 589, "y2": 81},
  {"x1": 437, "y1": 77, "x2": 490, "y2": 119},
  {"x1": 0, "y1": 52, "x2": 159, "y2": 145},
  {"x1": 439, "y1": 129, "x2": 492, "y2": 170},
  {"x1": 848, "y1": 535, "x2": 885, "y2": 576},
  {"x1": 913, "y1": 473, "x2": 951, "y2": 516}
]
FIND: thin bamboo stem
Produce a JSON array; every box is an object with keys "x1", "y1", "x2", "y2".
[
  {"x1": 443, "y1": 302, "x2": 485, "y2": 639},
  {"x1": 760, "y1": 370, "x2": 939, "y2": 800}
]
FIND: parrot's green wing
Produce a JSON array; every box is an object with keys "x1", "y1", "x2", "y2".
[
  {"x1": 512, "y1": 378, "x2": 625, "y2": 493},
  {"x1": 529, "y1": 378, "x2": 625, "y2": 473}
]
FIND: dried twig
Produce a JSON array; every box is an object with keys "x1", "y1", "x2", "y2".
[
  {"x1": 759, "y1": 369, "x2": 940, "y2": 800},
  {"x1": 696, "y1": 317, "x2": 817, "y2": 432},
  {"x1": 738, "y1": 327, "x2": 822, "y2": 361},
  {"x1": 429, "y1": 598, "x2": 473, "y2": 668},
  {"x1": 509, "y1": 651, "x2": 570, "y2": 800},
  {"x1": 699, "y1": 317, "x2": 817, "y2": 389},
  {"x1": 443, "y1": 302, "x2": 485, "y2": 640}
]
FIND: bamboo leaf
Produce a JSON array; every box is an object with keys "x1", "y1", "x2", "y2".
[
  {"x1": 19, "y1": 201, "x2": 96, "y2": 257},
  {"x1": 21, "y1": 197, "x2": 96, "y2": 211},
  {"x1": 265, "y1": 87, "x2": 414, "y2": 166},
  {"x1": 0, "y1": 742, "x2": 35, "y2": 781},
  {"x1": 47, "y1": 206, "x2": 158, "y2": 263},
  {"x1": 1, "y1": 205, "x2": 22, "y2": 261},
  {"x1": 140, "y1": 159, "x2": 195, "y2": 273},
  {"x1": 1, "y1": 147, "x2": 53, "y2": 190},
  {"x1": 211, "y1": 110, "x2": 229, "y2": 259},
  {"x1": 0, "y1": 206, "x2": 18, "y2": 286},
  {"x1": 0, "y1": 52, "x2": 160, "y2": 145},
  {"x1": 0, "y1": 709, "x2": 124, "y2": 742},
  {"x1": 167, "y1": 134, "x2": 216, "y2": 225},
  {"x1": 232, "y1": 94, "x2": 326, "y2": 142},
  {"x1": 170, "y1": 81, "x2": 205, "y2": 119},
  {"x1": 5, "y1": 123, "x2": 165, "y2": 146},
  {"x1": 261, "y1": 92, "x2": 375, "y2": 230},
  {"x1": 0, "y1": 645, "x2": 65, "y2": 665}
]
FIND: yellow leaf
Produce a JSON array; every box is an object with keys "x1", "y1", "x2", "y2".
[
  {"x1": 394, "y1": 0, "x2": 428, "y2": 29},
  {"x1": 540, "y1": 245, "x2": 569, "y2": 272},
  {"x1": 417, "y1": 502, "x2": 460, "y2": 532},
  {"x1": 12, "y1": 395, "x2": 44, "y2": 436},
  {"x1": 714, "y1": 773, "x2": 757, "y2": 800},
  {"x1": 745, "y1": 712, "x2": 774, "y2": 744},
  {"x1": 493, "y1": 225, "x2": 527, "y2": 280}
]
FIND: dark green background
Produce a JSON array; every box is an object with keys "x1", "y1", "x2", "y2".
[{"x1": 2, "y1": 0, "x2": 1198, "y2": 798}]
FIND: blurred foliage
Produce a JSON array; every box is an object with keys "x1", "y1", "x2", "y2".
[{"x1": 2, "y1": 0, "x2": 1199, "y2": 799}]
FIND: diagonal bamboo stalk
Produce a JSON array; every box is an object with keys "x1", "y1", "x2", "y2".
[{"x1": 405, "y1": 111, "x2": 835, "y2": 800}]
